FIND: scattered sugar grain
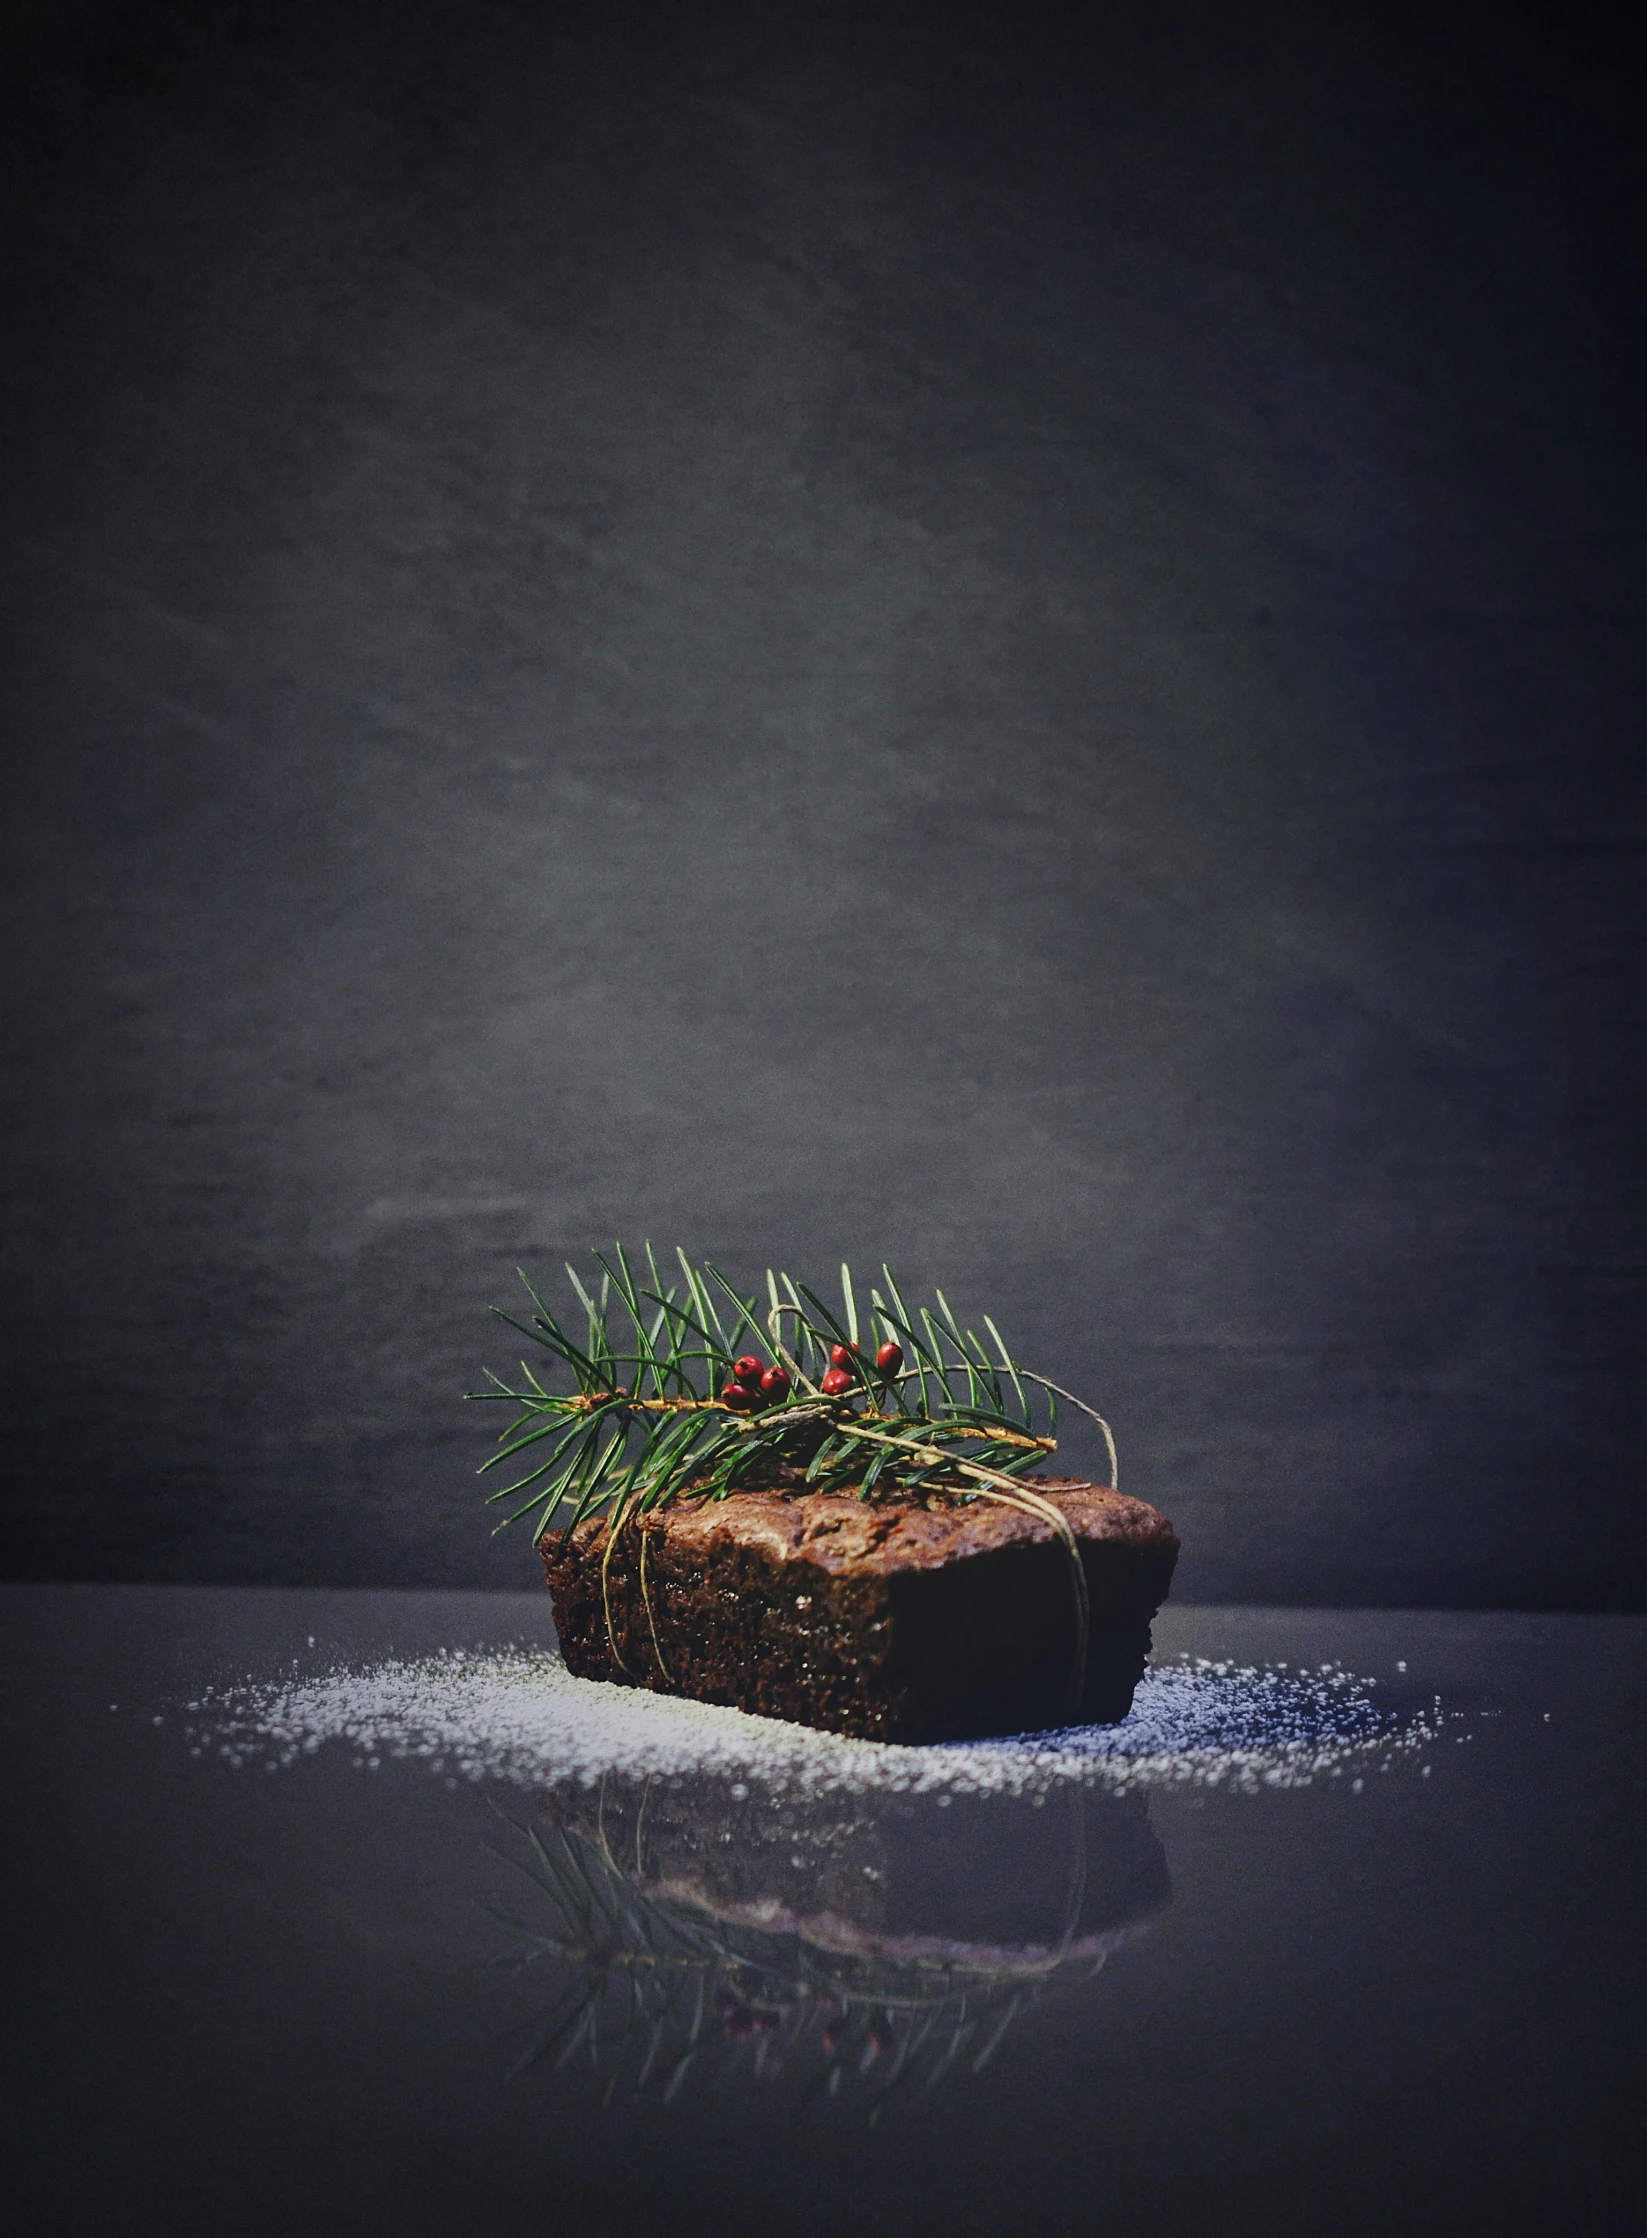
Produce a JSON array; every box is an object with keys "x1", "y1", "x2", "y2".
[{"x1": 191, "y1": 1644, "x2": 1445, "y2": 1800}]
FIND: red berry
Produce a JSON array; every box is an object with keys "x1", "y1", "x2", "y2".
[
  {"x1": 820, "y1": 2018, "x2": 844, "y2": 2056},
  {"x1": 866, "y1": 2021, "x2": 893, "y2": 2058},
  {"x1": 875, "y1": 1340, "x2": 903, "y2": 1376},
  {"x1": 820, "y1": 1367, "x2": 852, "y2": 1397},
  {"x1": 759, "y1": 1365, "x2": 791, "y2": 1401},
  {"x1": 734, "y1": 1354, "x2": 764, "y2": 1388},
  {"x1": 721, "y1": 1381, "x2": 754, "y2": 1412},
  {"x1": 829, "y1": 1343, "x2": 855, "y2": 1368}
]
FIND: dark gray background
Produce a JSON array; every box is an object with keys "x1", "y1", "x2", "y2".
[{"x1": 2, "y1": 0, "x2": 1642, "y2": 1604}]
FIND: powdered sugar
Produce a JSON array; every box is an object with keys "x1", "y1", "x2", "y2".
[{"x1": 191, "y1": 1645, "x2": 1440, "y2": 1796}]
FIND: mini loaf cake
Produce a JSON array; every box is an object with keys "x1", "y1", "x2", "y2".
[
  {"x1": 477, "y1": 1249, "x2": 1181, "y2": 1744},
  {"x1": 540, "y1": 1475, "x2": 1178, "y2": 1741}
]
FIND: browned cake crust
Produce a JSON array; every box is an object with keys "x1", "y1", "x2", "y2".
[{"x1": 538, "y1": 1476, "x2": 1178, "y2": 1741}]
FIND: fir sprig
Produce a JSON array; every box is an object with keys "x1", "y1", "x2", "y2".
[{"x1": 470, "y1": 1247, "x2": 1119, "y2": 1699}]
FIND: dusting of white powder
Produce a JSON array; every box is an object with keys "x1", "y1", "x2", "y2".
[{"x1": 189, "y1": 1647, "x2": 1442, "y2": 1796}]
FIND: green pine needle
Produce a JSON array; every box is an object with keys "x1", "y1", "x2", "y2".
[{"x1": 469, "y1": 1245, "x2": 1116, "y2": 1544}]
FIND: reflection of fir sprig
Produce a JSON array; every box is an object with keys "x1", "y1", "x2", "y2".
[
  {"x1": 470, "y1": 1247, "x2": 1118, "y2": 1697},
  {"x1": 492, "y1": 1817, "x2": 1100, "y2": 2117}
]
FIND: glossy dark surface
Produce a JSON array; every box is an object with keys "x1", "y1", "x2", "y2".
[{"x1": 4, "y1": 1586, "x2": 1642, "y2": 2236}]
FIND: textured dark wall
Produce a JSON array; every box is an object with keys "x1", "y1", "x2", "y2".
[{"x1": 2, "y1": 0, "x2": 1642, "y2": 1603}]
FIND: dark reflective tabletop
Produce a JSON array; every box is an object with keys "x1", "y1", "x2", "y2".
[{"x1": 5, "y1": 1588, "x2": 1642, "y2": 2237}]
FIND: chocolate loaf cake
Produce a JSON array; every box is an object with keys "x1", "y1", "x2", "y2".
[{"x1": 539, "y1": 1475, "x2": 1178, "y2": 1742}]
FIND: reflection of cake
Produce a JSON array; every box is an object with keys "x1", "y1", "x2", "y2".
[
  {"x1": 541, "y1": 1477, "x2": 1179, "y2": 1741},
  {"x1": 546, "y1": 1767, "x2": 1172, "y2": 1970},
  {"x1": 501, "y1": 1768, "x2": 1171, "y2": 2100}
]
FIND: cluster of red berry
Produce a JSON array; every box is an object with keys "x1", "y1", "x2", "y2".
[
  {"x1": 815, "y1": 1991, "x2": 891, "y2": 2057},
  {"x1": 819, "y1": 1338, "x2": 903, "y2": 1398},
  {"x1": 718, "y1": 1337, "x2": 904, "y2": 1411},
  {"x1": 819, "y1": 2001, "x2": 893, "y2": 2059},
  {"x1": 714, "y1": 1984, "x2": 893, "y2": 2061},
  {"x1": 713, "y1": 1985, "x2": 782, "y2": 2041},
  {"x1": 718, "y1": 1353, "x2": 792, "y2": 1412}
]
